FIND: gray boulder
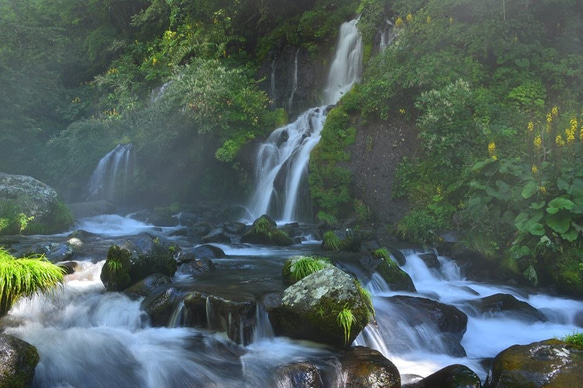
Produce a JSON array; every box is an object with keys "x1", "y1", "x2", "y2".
[{"x1": 269, "y1": 266, "x2": 373, "y2": 347}]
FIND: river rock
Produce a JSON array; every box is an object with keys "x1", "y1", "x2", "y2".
[
  {"x1": 339, "y1": 346, "x2": 401, "y2": 387},
  {"x1": 467, "y1": 293, "x2": 547, "y2": 323},
  {"x1": 386, "y1": 295, "x2": 468, "y2": 357},
  {"x1": 276, "y1": 362, "x2": 324, "y2": 388},
  {"x1": 125, "y1": 273, "x2": 173, "y2": 298},
  {"x1": 201, "y1": 227, "x2": 232, "y2": 244},
  {"x1": 141, "y1": 286, "x2": 181, "y2": 326},
  {"x1": 183, "y1": 291, "x2": 257, "y2": 345},
  {"x1": 0, "y1": 334, "x2": 39, "y2": 387},
  {"x1": 241, "y1": 215, "x2": 294, "y2": 246},
  {"x1": 488, "y1": 339, "x2": 583, "y2": 387},
  {"x1": 361, "y1": 253, "x2": 416, "y2": 292},
  {"x1": 269, "y1": 266, "x2": 373, "y2": 348},
  {"x1": 406, "y1": 364, "x2": 481, "y2": 387}
]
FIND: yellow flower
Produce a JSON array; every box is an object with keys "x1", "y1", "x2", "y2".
[
  {"x1": 488, "y1": 142, "x2": 496, "y2": 156},
  {"x1": 449, "y1": 17, "x2": 454, "y2": 24},
  {"x1": 539, "y1": 186, "x2": 547, "y2": 194},
  {"x1": 492, "y1": 155, "x2": 498, "y2": 160},
  {"x1": 570, "y1": 117, "x2": 578, "y2": 130},
  {"x1": 427, "y1": 15, "x2": 432, "y2": 23},
  {"x1": 546, "y1": 112, "x2": 553, "y2": 123},
  {"x1": 527, "y1": 122, "x2": 534, "y2": 132},
  {"x1": 531, "y1": 165, "x2": 538, "y2": 174},
  {"x1": 556, "y1": 135, "x2": 565, "y2": 147},
  {"x1": 565, "y1": 128, "x2": 576, "y2": 144},
  {"x1": 533, "y1": 135, "x2": 542, "y2": 149},
  {"x1": 395, "y1": 17, "x2": 403, "y2": 27},
  {"x1": 551, "y1": 106, "x2": 559, "y2": 117},
  {"x1": 580, "y1": 126, "x2": 583, "y2": 142},
  {"x1": 399, "y1": 108, "x2": 406, "y2": 114},
  {"x1": 406, "y1": 13, "x2": 413, "y2": 23}
]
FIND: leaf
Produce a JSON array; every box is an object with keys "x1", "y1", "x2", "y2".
[
  {"x1": 521, "y1": 181, "x2": 538, "y2": 199},
  {"x1": 546, "y1": 213, "x2": 571, "y2": 234},
  {"x1": 530, "y1": 201, "x2": 545, "y2": 210},
  {"x1": 546, "y1": 197, "x2": 575, "y2": 214},
  {"x1": 527, "y1": 222, "x2": 545, "y2": 236},
  {"x1": 557, "y1": 177, "x2": 570, "y2": 192},
  {"x1": 514, "y1": 211, "x2": 530, "y2": 231},
  {"x1": 561, "y1": 228, "x2": 578, "y2": 242}
]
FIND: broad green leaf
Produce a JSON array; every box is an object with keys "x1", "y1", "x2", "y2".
[
  {"x1": 514, "y1": 211, "x2": 530, "y2": 231},
  {"x1": 561, "y1": 228, "x2": 579, "y2": 242},
  {"x1": 557, "y1": 177, "x2": 570, "y2": 192},
  {"x1": 496, "y1": 180, "x2": 510, "y2": 193},
  {"x1": 546, "y1": 197, "x2": 575, "y2": 214},
  {"x1": 521, "y1": 181, "x2": 538, "y2": 199},
  {"x1": 546, "y1": 213, "x2": 571, "y2": 234},
  {"x1": 527, "y1": 222, "x2": 545, "y2": 236},
  {"x1": 530, "y1": 201, "x2": 545, "y2": 210}
]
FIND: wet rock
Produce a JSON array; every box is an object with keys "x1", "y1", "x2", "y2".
[
  {"x1": 241, "y1": 215, "x2": 294, "y2": 246},
  {"x1": 361, "y1": 253, "x2": 416, "y2": 292},
  {"x1": 190, "y1": 221, "x2": 213, "y2": 237},
  {"x1": 201, "y1": 227, "x2": 231, "y2": 244},
  {"x1": 125, "y1": 273, "x2": 173, "y2": 298},
  {"x1": 387, "y1": 295, "x2": 468, "y2": 357},
  {"x1": 419, "y1": 252, "x2": 441, "y2": 269},
  {"x1": 183, "y1": 291, "x2": 257, "y2": 345},
  {"x1": 269, "y1": 266, "x2": 373, "y2": 348},
  {"x1": 339, "y1": 347, "x2": 400, "y2": 387},
  {"x1": 190, "y1": 244, "x2": 226, "y2": 260},
  {"x1": 276, "y1": 362, "x2": 324, "y2": 388},
  {"x1": 488, "y1": 339, "x2": 583, "y2": 387},
  {"x1": 223, "y1": 221, "x2": 248, "y2": 235},
  {"x1": 468, "y1": 293, "x2": 547, "y2": 323},
  {"x1": 0, "y1": 334, "x2": 39, "y2": 388},
  {"x1": 406, "y1": 364, "x2": 481, "y2": 387},
  {"x1": 58, "y1": 261, "x2": 79, "y2": 275},
  {"x1": 141, "y1": 286, "x2": 181, "y2": 326},
  {"x1": 176, "y1": 254, "x2": 215, "y2": 278}
]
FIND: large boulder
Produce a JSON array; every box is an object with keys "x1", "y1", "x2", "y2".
[
  {"x1": 488, "y1": 339, "x2": 583, "y2": 387},
  {"x1": 0, "y1": 334, "x2": 39, "y2": 387},
  {"x1": 0, "y1": 173, "x2": 73, "y2": 235},
  {"x1": 269, "y1": 266, "x2": 373, "y2": 347},
  {"x1": 467, "y1": 293, "x2": 547, "y2": 323},
  {"x1": 361, "y1": 253, "x2": 416, "y2": 292}
]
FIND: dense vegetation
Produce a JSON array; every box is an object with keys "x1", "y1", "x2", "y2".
[{"x1": 1, "y1": 0, "x2": 582, "y2": 294}]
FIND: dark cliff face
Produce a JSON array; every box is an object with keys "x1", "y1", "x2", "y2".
[
  {"x1": 257, "y1": 45, "x2": 330, "y2": 118},
  {"x1": 344, "y1": 116, "x2": 418, "y2": 225}
]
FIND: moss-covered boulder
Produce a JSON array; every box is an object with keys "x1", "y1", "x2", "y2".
[
  {"x1": 0, "y1": 173, "x2": 74, "y2": 235},
  {"x1": 360, "y1": 249, "x2": 416, "y2": 292},
  {"x1": 101, "y1": 242, "x2": 178, "y2": 292},
  {"x1": 0, "y1": 334, "x2": 39, "y2": 388},
  {"x1": 489, "y1": 339, "x2": 583, "y2": 387},
  {"x1": 339, "y1": 347, "x2": 401, "y2": 387},
  {"x1": 241, "y1": 215, "x2": 294, "y2": 246},
  {"x1": 409, "y1": 364, "x2": 481, "y2": 387},
  {"x1": 269, "y1": 266, "x2": 373, "y2": 348}
]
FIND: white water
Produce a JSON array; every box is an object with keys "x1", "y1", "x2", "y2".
[
  {"x1": 87, "y1": 143, "x2": 134, "y2": 205},
  {"x1": 356, "y1": 251, "x2": 583, "y2": 382},
  {"x1": 243, "y1": 18, "x2": 363, "y2": 223}
]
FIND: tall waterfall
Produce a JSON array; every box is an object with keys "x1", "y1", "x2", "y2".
[
  {"x1": 244, "y1": 18, "x2": 363, "y2": 223},
  {"x1": 87, "y1": 143, "x2": 134, "y2": 206}
]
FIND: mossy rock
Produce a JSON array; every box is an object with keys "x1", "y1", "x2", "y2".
[
  {"x1": 0, "y1": 334, "x2": 39, "y2": 388},
  {"x1": 370, "y1": 253, "x2": 416, "y2": 292},
  {"x1": 128, "y1": 241, "x2": 178, "y2": 283},
  {"x1": 489, "y1": 339, "x2": 583, "y2": 387},
  {"x1": 100, "y1": 245, "x2": 132, "y2": 292},
  {"x1": 241, "y1": 215, "x2": 294, "y2": 246},
  {"x1": 269, "y1": 266, "x2": 373, "y2": 348}
]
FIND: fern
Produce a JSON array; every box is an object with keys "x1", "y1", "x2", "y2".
[{"x1": 337, "y1": 306, "x2": 355, "y2": 345}]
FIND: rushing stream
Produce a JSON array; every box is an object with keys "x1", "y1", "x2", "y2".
[{"x1": 2, "y1": 215, "x2": 583, "y2": 387}]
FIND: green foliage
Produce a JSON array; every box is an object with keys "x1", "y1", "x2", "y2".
[
  {"x1": 563, "y1": 332, "x2": 583, "y2": 348},
  {"x1": 337, "y1": 305, "x2": 356, "y2": 345},
  {"x1": 0, "y1": 199, "x2": 74, "y2": 236},
  {"x1": 0, "y1": 247, "x2": 64, "y2": 317},
  {"x1": 322, "y1": 231, "x2": 342, "y2": 251},
  {"x1": 282, "y1": 256, "x2": 331, "y2": 284}
]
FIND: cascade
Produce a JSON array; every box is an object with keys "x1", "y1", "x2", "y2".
[
  {"x1": 287, "y1": 49, "x2": 299, "y2": 112},
  {"x1": 87, "y1": 143, "x2": 134, "y2": 206},
  {"x1": 379, "y1": 19, "x2": 396, "y2": 51},
  {"x1": 244, "y1": 18, "x2": 363, "y2": 223}
]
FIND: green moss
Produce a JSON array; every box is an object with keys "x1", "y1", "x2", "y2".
[{"x1": 100, "y1": 245, "x2": 132, "y2": 292}]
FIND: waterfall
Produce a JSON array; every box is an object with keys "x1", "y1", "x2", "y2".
[
  {"x1": 243, "y1": 18, "x2": 363, "y2": 223},
  {"x1": 87, "y1": 143, "x2": 134, "y2": 206},
  {"x1": 287, "y1": 49, "x2": 299, "y2": 112},
  {"x1": 379, "y1": 19, "x2": 396, "y2": 52}
]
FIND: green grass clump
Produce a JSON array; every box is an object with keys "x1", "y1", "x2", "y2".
[
  {"x1": 0, "y1": 247, "x2": 64, "y2": 316},
  {"x1": 283, "y1": 256, "x2": 331, "y2": 284},
  {"x1": 322, "y1": 231, "x2": 342, "y2": 251},
  {"x1": 564, "y1": 332, "x2": 583, "y2": 347}
]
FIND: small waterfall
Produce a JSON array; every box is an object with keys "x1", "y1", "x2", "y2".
[
  {"x1": 270, "y1": 59, "x2": 277, "y2": 109},
  {"x1": 287, "y1": 49, "x2": 299, "y2": 112},
  {"x1": 244, "y1": 18, "x2": 363, "y2": 222},
  {"x1": 322, "y1": 18, "x2": 363, "y2": 105},
  {"x1": 87, "y1": 143, "x2": 134, "y2": 206},
  {"x1": 379, "y1": 19, "x2": 396, "y2": 52}
]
